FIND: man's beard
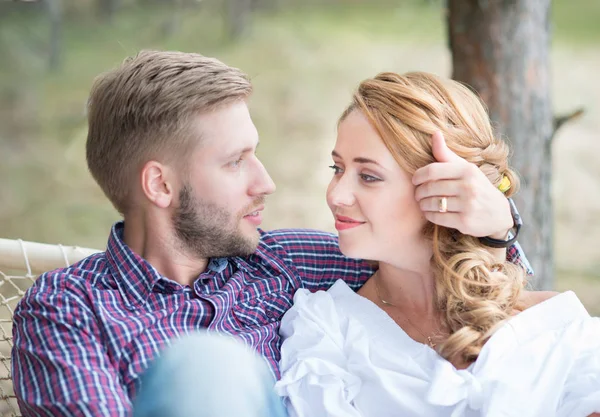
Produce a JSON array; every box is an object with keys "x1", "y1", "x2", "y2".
[{"x1": 172, "y1": 184, "x2": 263, "y2": 258}]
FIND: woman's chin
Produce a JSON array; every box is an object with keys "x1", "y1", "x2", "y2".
[{"x1": 338, "y1": 240, "x2": 370, "y2": 260}]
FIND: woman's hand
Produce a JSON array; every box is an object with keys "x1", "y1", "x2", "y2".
[{"x1": 413, "y1": 131, "x2": 513, "y2": 239}]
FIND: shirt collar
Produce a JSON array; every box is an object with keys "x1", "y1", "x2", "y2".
[
  {"x1": 106, "y1": 222, "x2": 231, "y2": 309},
  {"x1": 208, "y1": 257, "x2": 228, "y2": 273},
  {"x1": 106, "y1": 222, "x2": 163, "y2": 310}
]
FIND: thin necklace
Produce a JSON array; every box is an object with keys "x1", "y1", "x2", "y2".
[{"x1": 373, "y1": 272, "x2": 438, "y2": 349}]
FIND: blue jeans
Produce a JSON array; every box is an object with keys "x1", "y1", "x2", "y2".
[{"x1": 133, "y1": 332, "x2": 288, "y2": 417}]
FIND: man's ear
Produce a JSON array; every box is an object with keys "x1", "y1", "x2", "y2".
[{"x1": 140, "y1": 160, "x2": 175, "y2": 209}]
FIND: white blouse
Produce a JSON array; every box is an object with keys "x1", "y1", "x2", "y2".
[{"x1": 275, "y1": 280, "x2": 600, "y2": 417}]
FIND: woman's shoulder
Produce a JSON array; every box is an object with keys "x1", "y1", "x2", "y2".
[
  {"x1": 289, "y1": 279, "x2": 355, "y2": 305},
  {"x1": 507, "y1": 289, "x2": 596, "y2": 345},
  {"x1": 516, "y1": 289, "x2": 561, "y2": 311},
  {"x1": 280, "y1": 280, "x2": 355, "y2": 338}
]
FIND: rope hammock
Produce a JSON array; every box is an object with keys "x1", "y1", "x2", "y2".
[{"x1": 0, "y1": 238, "x2": 100, "y2": 417}]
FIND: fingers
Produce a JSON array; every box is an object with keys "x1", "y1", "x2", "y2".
[
  {"x1": 412, "y1": 162, "x2": 469, "y2": 186},
  {"x1": 413, "y1": 131, "x2": 472, "y2": 186},
  {"x1": 418, "y1": 196, "x2": 462, "y2": 213},
  {"x1": 415, "y1": 131, "x2": 510, "y2": 237},
  {"x1": 414, "y1": 179, "x2": 463, "y2": 202},
  {"x1": 423, "y1": 211, "x2": 464, "y2": 230},
  {"x1": 431, "y1": 131, "x2": 464, "y2": 164}
]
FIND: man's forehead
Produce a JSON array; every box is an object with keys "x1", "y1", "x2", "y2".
[
  {"x1": 188, "y1": 105, "x2": 259, "y2": 155},
  {"x1": 192, "y1": 115, "x2": 259, "y2": 158}
]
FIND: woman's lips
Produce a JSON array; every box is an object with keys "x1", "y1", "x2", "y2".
[{"x1": 334, "y1": 215, "x2": 365, "y2": 231}]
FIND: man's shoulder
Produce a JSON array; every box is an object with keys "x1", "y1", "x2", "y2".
[{"x1": 22, "y1": 251, "x2": 108, "y2": 301}]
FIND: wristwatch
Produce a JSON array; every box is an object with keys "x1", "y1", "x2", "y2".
[{"x1": 478, "y1": 198, "x2": 522, "y2": 248}]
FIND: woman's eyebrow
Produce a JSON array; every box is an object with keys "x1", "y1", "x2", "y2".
[{"x1": 331, "y1": 150, "x2": 382, "y2": 167}]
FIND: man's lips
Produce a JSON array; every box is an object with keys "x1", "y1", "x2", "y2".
[
  {"x1": 243, "y1": 205, "x2": 264, "y2": 226},
  {"x1": 244, "y1": 205, "x2": 265, "y2": 217},
  {"x1": 334, "y1": 215, "x2": 365, "y2": 231}
]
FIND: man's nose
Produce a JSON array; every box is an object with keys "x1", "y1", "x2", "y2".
[{"x1": 250, "y1": 157, "x2": 276, "y2": 197}]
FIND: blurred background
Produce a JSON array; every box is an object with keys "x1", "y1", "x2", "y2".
[{"x1": 0, "y1": 0, "x2": 598, "y2": 312}]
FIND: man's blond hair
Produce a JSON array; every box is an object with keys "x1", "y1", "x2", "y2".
[{"x1": 86, "y1": 50, "x2": 252, "y2": 214}]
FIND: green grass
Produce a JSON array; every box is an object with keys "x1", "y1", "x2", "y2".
[
  {"x1": 259, "y1": 2, "x2": 446, "y2": 44},
  {"x1": 553, "y1": 0, "x2": 600, "y2": 46}
]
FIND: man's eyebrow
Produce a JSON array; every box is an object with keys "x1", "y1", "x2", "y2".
[
  {"x1": 225, "y1": 141, "x2": 259, "y2": 159},
  {"x1": 331, "y1": 150, "x2": 382, "y2": 167}
]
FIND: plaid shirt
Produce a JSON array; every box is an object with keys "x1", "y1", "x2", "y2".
[{"x1": 12, "y1": 222, "x2": 531, "y2": 416}]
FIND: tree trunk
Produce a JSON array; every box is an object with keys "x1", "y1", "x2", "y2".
[
  {"x1": 97, "y1": 0, "x2": 120, "y2": 23},
  {"x1": 226, "y1": 0, "x2": 253, "y2": 40},
  {"x1": 46, "y1": 0, "x2": 63, "y2": 71},
  {"x1": 447, "y1": 0, "x2": 553, "y2": 289},
  {"x1": 162, "y1": 0, "x2": 183, "y2": 37}
]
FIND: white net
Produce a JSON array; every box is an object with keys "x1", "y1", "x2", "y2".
[{"x1": 0, "y1": 238, "x2": 100, "y2": 417}]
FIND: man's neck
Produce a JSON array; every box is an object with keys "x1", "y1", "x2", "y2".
[{"x1": 122, "y1": 215, "x2": 209, "y2": 287}]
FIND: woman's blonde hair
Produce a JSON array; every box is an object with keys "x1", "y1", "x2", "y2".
[{"x1": 341, "y1": 72, "x2": 526, "y2": 364}]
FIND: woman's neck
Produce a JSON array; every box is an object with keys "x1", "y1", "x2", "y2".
[{"x1": 375, "y1": 262, "x2": 438, "y2": 316}]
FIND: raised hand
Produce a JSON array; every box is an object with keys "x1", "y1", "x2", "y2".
[{"x1": 412, "y1": 131, "x2": 512, "y2": 238}]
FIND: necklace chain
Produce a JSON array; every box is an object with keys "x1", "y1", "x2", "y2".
[{"x1": 373, "y1": 272, "x2": 438, "y2": 349}]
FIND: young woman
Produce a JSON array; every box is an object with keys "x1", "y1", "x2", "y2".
[{"x1": 275, "y1": 72, "x2": 600, "y2": 417}]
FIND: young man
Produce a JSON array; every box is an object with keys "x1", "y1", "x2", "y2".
[{"x1": 12, "y1": 50, "x2": 529, "y2": 416}]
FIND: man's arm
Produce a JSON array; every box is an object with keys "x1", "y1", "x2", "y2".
[
  {"x1": 265, "y1": 228, "x2": 532, "y2": 294},
  {"x1": 12, "y1": 273, "x2": 131, "y2": 416},
  {"x1": 506, "y1": 238, "x2": 534, "y2": 276},
  {"x1": 261, "y1": 229, "x2": 375, "y2": 292}
]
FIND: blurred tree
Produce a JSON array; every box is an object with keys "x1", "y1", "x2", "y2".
[
  {"x1": 97, "y1": 0, "x2": 121, "y2": 23},
  {"x1": 161, "y1": 0, "x2": 184, "y2": 37},
  {"x1": 447, "y1": 0, "x2": 553, "y2": 289},
  {"x1": 46, "y1": 0, "x2": 63, "y2": 70},
  {"x1": 226, "y1": 0, "x2": 254, "y2": 39}
]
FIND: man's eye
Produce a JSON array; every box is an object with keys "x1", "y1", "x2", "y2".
[
  {"x1": 329, "y1": 165, "x2": 343, "y2": 174},
  {"x1": 230, "y1": 158, "x2": 244, "y2": 168}
]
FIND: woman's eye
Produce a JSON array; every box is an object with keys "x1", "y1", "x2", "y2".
[
  {"x1": 360, "y1": 173, "x2": 381, "y2": 183},
  {"x1": 328, "y1": 165, "x2": 343, "y2": 175}
]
